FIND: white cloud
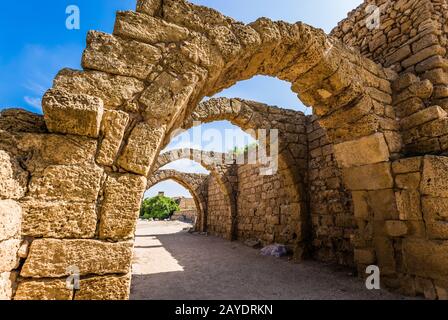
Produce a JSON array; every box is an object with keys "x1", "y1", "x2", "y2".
[{"x1": 24, "y1": 96, "x2": 42, "y2": 111}]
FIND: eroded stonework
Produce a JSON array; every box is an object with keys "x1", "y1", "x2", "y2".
[{"x1": 1, "y1": 0, "x2": 448, "y2": 300}]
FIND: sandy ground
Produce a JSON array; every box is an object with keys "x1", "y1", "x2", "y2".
[{"x1": 130, "y1": 220, "x2": 410, "y2": 300}]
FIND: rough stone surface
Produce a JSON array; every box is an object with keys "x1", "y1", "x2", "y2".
[
  {"x1": 333, "y1": 133, "x2": 390, "y2": 168},
  {"x1": 117, "y1": 121, "x2": 166, "y2": 176},
  {"x1": 21, "y1": 239, "x2": 133, "y2": 278},
  {"x1": 42, "y1": 89, "x2": 104, "y2": 138},
  {"x1": 0, "y1": 239, "x2": 21, "y2": 272},
  {"x1": 421, "y1": 156, "x2": 448, "y2": 197},
  {"x1": 96, "y1": 110, "x2": 129, "y2": 166},
  {"x1": 75, "y1": 274, "x2": 131, "y2": 300},
  {"x1": 0, "y1": 200, "x2": 21, "y2": 242},
  {"x1": 342, "y1": 163, "x2": 394, "y2": 190},
  {"x1": 54, "y1": 68, "x2": 145, "y2": 109},
  {"x1": 21, "y1": 201, "x2": 97, "y2": 239},
  {"x1": 403, "y1": 239, "x2": 448, "y2": 281},
  {"x1": 14, "y1": 279, "x2": 72, "y2": 300},
  {"x1": 0, "y1": 272, "x2": 17, "y2": 300},
  {"x1": 27, "y1": 164, "x2": 104, "y2": 202},
  {"x1": 82, "y1": 31, "x2": 162, "y2": 80},
  {"x1": 99, "y1": 173, "x2": 147, "y2": 240},
  {"x1": 0, "y1": 151, "x2": 28, "y2": 200}
]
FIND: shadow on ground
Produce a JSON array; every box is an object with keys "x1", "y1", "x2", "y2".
[{"x1": 130, "y1": 221, "x2": 411, "y2": 300}]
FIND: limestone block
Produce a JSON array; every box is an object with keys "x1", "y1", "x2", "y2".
[
  {"x1": 395, "y1": 172, "x2": 421, "y2": 190},
  {"x1": 416, "y1": 56, "x2": 448, "y2": 73},
  {"x1": 423, "y1": 68, "x2": 448, "y2": 86},
  {"x1": 400, "y1": 106, "x2": 447, "y2": 130},
  {"x1": 422, "y1": 197, "x2": 448, "y2": 240},
  {"x1": 387, "y1": 45, "x2": 411, "y2": 66},
  {"x1": 0, "y1": 150, "x2": 28, "y2": 200},
  {"x1": 42, "y1": 89, "x2": 104, "y2": 138},
  {"x1": 392, "y1": 157, "x2": 422, "y2": 174},
  {"x1": 403, "y1": 239, "x2": 448, "y2": 281},
  {"x1": 99, "y1": 173, "x2": 147, "y2": 240},
  {"x1": 17, "y1": 133, "x2": 98, "y2": 171},
  {"x1": 401, "y1": 45, "x2": 446, "y2": 69},
  {"x1": 393, "y1": 74, "x2": 419, "y2": 92},
  {"x1": 373, "y1": 237, "x2": 396, "y2": 275},
  {"x1": 14, "y1": 279, "x2": 72, "y2": 300},
  {"x1": 395, "y1": 97, "x2": 425, "y2": 119},
  {"x1": 383, "y1": 131, "x2": 402, "y2": 154},
  {"x1": 421, "y1": 156, "x2": 448, "y2": 197},
  {"x1": 82, "y1": 31, "x2": 162, "y2": 81},
  {"x1": 96, "y1": 110, "x2": 129, "y2": 166},
  {"x1": 114, "y1": 11, "x2": 190, "y2": 44},
  {"x1": 395, "y1": 189, "x2": 423, "y2": 221},
  {"x1": 342, "y1": 162, "x2": 394, "y2": 190},
  {"x1": 367, "y1": 189, "x2": 400, "y2": 221},
  {"x1": 395, "y1": 80, "x2": 433, "y2": 104},
  {"x1": 412, "y1": 33, "x2": 439, "y2": 53},
  {"x1": 21, "y1": 239, "x2": 133, "y2": 278},
  {"x1": 352, "y1": 191, "x2": 370, "y2": 220},
  {"x1": 0, "y1": 272, "x2": 16, "y2": 300},
  {"x1": 0, "y1": 109, "x2": 47, "y2": 133},
  {"x1": 54, "y1": 68, "x2": 145, "y2": 109},
  {"x1": 139, "y1": 71, "x2": 197, "y2": 125},
  {"x1": 21, "y1": 201, "x2": 97, "y2": 239},
  {"x1": 333, "y1": 133, "x2": 390, "y2": 168},
  {"x1": 354, "y1": 249, "x2": 376, "y2": 264},
  {"x1": 136, "y1": 0, "x2": 162, "y2": 15},
  {"x1": 27, "y1": 164, "x2": 104, "y2": 203},
  {"x1": 117, "y1": 121, "x2": 166, "y2": 176},
  {"x1": 0, "y1": 200, "x2": 21, "y2": 241},
  {"x1": 0, "y1": 239, "x2": 21, "y2": 272},
  {"x1": 385, "y1": 220, "x2": 408, "y2": 237},
  {"x1": 75, "y1": 274, "x2": 131, "y2": 300}
]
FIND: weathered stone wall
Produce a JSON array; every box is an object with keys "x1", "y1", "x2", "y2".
[
  {"x1": 307, "y1": 116, "x2": 355, "y2": 267},
  {"x1": 206, "y1": 175, "x2": 232, "y2": 239},
  {"x1": 234, "y1": 161, "x2": 303, "y2": 248},
  {"x1": 332, "y1": 0, "x2": 448, "y2": 156}
]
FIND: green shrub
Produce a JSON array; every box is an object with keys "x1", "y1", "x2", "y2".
[{"x1": 140, "y1": 195, "x2": 180, "y2": 220}]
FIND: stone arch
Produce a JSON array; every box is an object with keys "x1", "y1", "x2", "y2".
[
  {"x1": 4, "y1": 0, "x2": 428, "y2": 300},
  {"x1": 147, "y1": 169, "x2": 209, "y2": 231},
  {"x1": 168, "y1": 97, "x2": 310, "y2": 253},
  {"x1": 151, "y1": 149, "x2": 237, "y2": 239}
]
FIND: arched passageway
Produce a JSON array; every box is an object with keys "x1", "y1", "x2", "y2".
[
  {"x1": 147, "y1": 170, "x2": 209, "y2": 232},
  {"x1": 1, "y1": 0, "x2": 448, "y2": 300}
]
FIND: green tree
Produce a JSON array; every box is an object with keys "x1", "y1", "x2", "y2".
[
  {"x1": 140, "y1": 195, "x2": 180, "y2": 220},
  {"x1": 229, "y1": 142, "x2": 258, "y2": 155}
]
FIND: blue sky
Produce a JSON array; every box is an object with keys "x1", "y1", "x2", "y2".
[{"x1": 0, "y1": 0, "x2": 362, "y2": 198}]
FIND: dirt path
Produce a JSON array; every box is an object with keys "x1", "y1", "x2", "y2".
[{"x1": 130, "y1": 220, "x2": 410, "y2": 300}]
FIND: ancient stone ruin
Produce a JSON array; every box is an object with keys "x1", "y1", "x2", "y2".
[{"x1": 1, "y1": 0, "x2": 448, "y2": 300}]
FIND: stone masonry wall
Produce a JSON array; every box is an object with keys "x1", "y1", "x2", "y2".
[
  {"x1": 234, "y1": 161, "x2": 302, "y2": 249},
  {"x1": 332, "y1": 0, "x2": 448, "y2": 156},
  {"x1": 206, "y1": 175, "x2": 232, "y2": 239},
  {"x1": 307, "y1": 116, "x2": 356, "y2": 267}
]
